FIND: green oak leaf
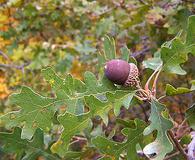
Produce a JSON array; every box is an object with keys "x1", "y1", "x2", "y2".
[
  {"x1": 120, "y1": 45, "x2": 130, "y2": 62},
  {"x1": 190, "y1": 80, "x2": 195, "y2": 90},
  {"x1": 120, "y1": 45, "x2": 137, "y2": 64},
  {"x1": 92, "y1": 119, "x2": 147, "y2": 160},
  {"x1": 186, "y1": 103, "x2": 195, "y2": 130},
  {"x1": 0, "y1": 87, "x2": 56, "y2": 139},
  {"x1": 42, "y1": 67, "x2": 135, "y2": 116},
  {"x1": 165, "y1": 83, "x2": 195, "y2": 96},
  {"x1": 1, "y1": 67, "x2": 136, "y2": 157},
  {"x1": 103, "y1": 35, "x2": 116, "y2": 60},
  {"x1": 85, "y1": 91, "x2": 135, "y2": 124},
  {"x1": 51, "y1": 112, "x2": 90, "y2": 157},
  {"x1": 144, "y1": 16, "x2": 195, "y2": 74},
  {"x1": 42, "y1": 67, "x2": 121, "y2": 115},
  {"x1": 161, "y1": 16, "x2": 195, "y2": 75},
  {"x1": 0, "y1": 127, "x2": 58, "y2": 160},
  {"x1": 143, "y1": 99, "x2": 173, "y2": 160},
  {"x1": 143, "y1": 51, "x2": 162, "y2": 70},
  {"x1": 143, "y1": 51, "x2": 163, "y2": 71},
  {"x1": 186, "y1": 15, "x2": 195, "y2": 52},
  {"x1": 51, "y1": 91, "x2": 135, "y2": 157},
  {"x1": 161, "y1": 38, "x2": 188, "y2": 75}
]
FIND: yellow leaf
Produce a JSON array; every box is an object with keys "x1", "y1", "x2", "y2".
[{"x1": 0, "y1": 71, "x2": 10, "y2": 99}]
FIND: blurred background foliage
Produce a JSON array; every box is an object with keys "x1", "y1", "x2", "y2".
[{"x1": 0, "y1": 0, "x2": 195, "y2": 159}]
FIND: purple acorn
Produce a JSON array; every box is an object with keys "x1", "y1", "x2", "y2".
[{"x1": 104, "y1": 59, "x2": 139, "y2": 87}]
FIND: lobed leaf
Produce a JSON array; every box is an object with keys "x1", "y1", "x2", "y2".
[
  {"x1": 51, "y1": 91, "x2": 135, "y2": 157},
  {"x1": 186, "y1": 15, "x2": 195, "y2": 49},
  {"x1": 51, "y1": 112, "x2": 90, "y2": 157},
  {"x1": 161, "y1": 38, "x2": 188, "y2": 75},
  {"x1": 0, "y1": 87, "x2": 56, "y2": 139},
  {"x1": 103, "y1": 35, "x2": 116, "y2": 60},
  {"x1": 0, "y1": 127, "x2": 58, "y2": 160},
  {"x1": 92, "y1": 119, "x2": 147, "y2": 160},
  {"x1": 41, "y1": 67, "x2": 135, "y2": 156},
  {"x1": 1, "y1": 66, "x2": 136, "y2": 157},
  {"x1": 165, "y1": 83, "x2": 195, "y2": 96},
  {"x1": 143, "y1": 16, "x2": 195, "y2": 74},
  {"x1": 143, "y1": 99, "x2": 173, "y2": 160},
  {"x1": 186, "y1": 103, "x2": 195, "y2": 130}
]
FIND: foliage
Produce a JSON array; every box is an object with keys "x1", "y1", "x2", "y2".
[
  {"x1": 143, "y1": 100, "x2": 173, "y2": 160},
  {"x1": 92, "y1": 119, "x2": 147, "y2": 159},
  {"x1": 0, "y1": 0, "x2": 195, "y2": 160}
]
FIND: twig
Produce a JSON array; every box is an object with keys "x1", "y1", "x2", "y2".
[
  {"x1": 158, "y1": 95, "x2": 166, "y2": 101},
  {"x1": 164, "y1": 151, "x2": 180, "y2": 160},
  {"x1": 0, "y1": 62, "x2": 30, "y2": 72},
  {"x1": 168, "y1": 130, "x2": 188, "y2": 159},
  {"x1": 0, "y1": 63, "x2": 30, "y2": 69},
  {"x1": 138, "y1": 0, "x2": 149, "y2": 5},
  {"x1": 132, "y1": 46, "x2": 150, "y2": 58},
  {"x1": 0, "y1": 50, "x2": 10, "y2": 61}
]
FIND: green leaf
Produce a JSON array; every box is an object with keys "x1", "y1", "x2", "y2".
[
  {"x1": 0, "y1": 127, "x2": 58, "y2": 160},
  {"x1": 103, "y1": 35, "x2": 116, "y2": 60},
  {"x1": 97, "y1": 51, "x2": 106, "y2": 69},
  {"x1": 2, "y1": 67, "x2": 135, "y2": 157},
  {"x1": 143, "y1": 99, "x2": 173, "y2": 160},
  {"x1": 186, "y1": 15, "x2": 195, "y2": 47},
  {"x1": 120, "y1": 46, "x2": 130, "y2": 62},
  {"x1": 161, "y1": 38, "x2": 187, "y2": 75},
  {"x1": 160, "y1": 16, "x2": 195, "y2": 75},
  {"x1": 186, "y1": 103, "x2": 195, "y2": 130},
  {"x1": 120, "y1": 45, "x2": 137, "y2": 64},
  {"x1": 165, "y1": 84, "x2": 194, "y2": 96},
  {"x1": 42, "y1": 67, "x2": 115, "y2": 115},
  {"x1": 42, "y1": 67, "x2": 134, "y2": 116},
  {"x1": 143, "y1": 57, "x2": 162, "y2": 70},
  {"x1": 190, "y1": 80, "x2": 195, "y2": 90},
  {"x1": 85, "y1": 91, "x2": 135, "y2": 124},
  {"x1": 0, "y1": 87, "x2": 56, "y2": 139},
  {"x1": 92, "y1": 119, "x2": 147, "y2": 160},
  {"x1": 51, "y1": 91, "x2": 135, "y2": 157},
  {"x1": 142, "y1": 51, "x2": 162, "y2": 71},
  {"x1": 51, "y1": 112, "x2": 90, "y2": 157}
]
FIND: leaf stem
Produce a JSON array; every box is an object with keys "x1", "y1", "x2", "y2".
[
  {"x1": 152, "y1": 67, "x2": 162, "y2": 97},
  {"x1": 158, "y1": 95, "x2": 166, "y2": 101},
  {"x1": 144, "y1": 65, "x2": 162, "y2": 94}
]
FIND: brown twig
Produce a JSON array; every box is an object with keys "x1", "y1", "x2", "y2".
[
  {"x1": 164, "y1": 151, "x2": 180, "y2": 160},
  {"x1": 132, "y1": 46, "x2": 150, "y2": 58},
  {"x1": 0, "y1": 62, "x2": 30, "y2": 69},
  {"x1": 168, "y1": 130, "x2": 188, "y2": 159},
  {"x1": 0, "y1": 50, "x2": 10, "y2": 61}
]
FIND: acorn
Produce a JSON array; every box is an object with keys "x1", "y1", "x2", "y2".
[{"x1": 104, "y1": 59, "x2": 139, "y2": 87}]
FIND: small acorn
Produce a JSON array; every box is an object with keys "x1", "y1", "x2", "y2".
[{"x1": 104, "y1": 59, "x2": 139, "y2": 87}]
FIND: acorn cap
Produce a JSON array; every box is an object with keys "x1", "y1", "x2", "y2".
[
  {"x1": 104, "y1": 59, "x2": 130, "y2": 85},
  {"x1": 124, "y1": 63, "x2": 139, "y2": 87}
]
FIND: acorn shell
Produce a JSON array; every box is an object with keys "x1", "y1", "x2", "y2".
[{"x1": 104, "y1": 59, "x2": 130, "y2": 85}]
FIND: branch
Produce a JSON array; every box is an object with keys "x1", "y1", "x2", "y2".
[
  {"x1": 164, "y1": 151, "x2": 180, "y2": 160},
  {"x1": 0, "y1": 50, "x2": 10, "y2": 61},
  {"x1": 0, "y1": 62, "x2": 30, "y2": 71},
  {"x1": 168, "y1": 130, "x2": 188, "y2": 159},
  {"x1": 132, "y1": 46, "x2": 150, "y2": 58}
]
